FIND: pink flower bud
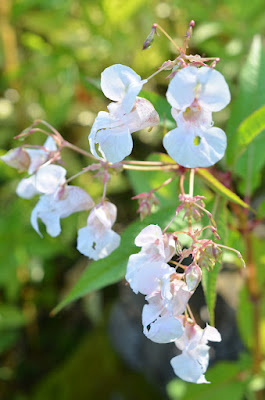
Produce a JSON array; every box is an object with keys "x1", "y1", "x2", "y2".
[{"x1": 1, "y1": 147, "x2": 30, "y2": 171}]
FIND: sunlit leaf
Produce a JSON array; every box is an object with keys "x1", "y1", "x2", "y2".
[{"x1": 197, "y1": 169, "x2": 250, "y2": 210}]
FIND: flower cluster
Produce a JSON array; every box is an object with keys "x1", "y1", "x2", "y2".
[
  {"x1": 0, "y1": 21, "x2": 241, "y2": 385},
  {"x1": 1, "y1": 136, "x2": 120, "y2": 259},
  {"x1": 125, "y1": 194, "x2": 225, "y2": 383}
]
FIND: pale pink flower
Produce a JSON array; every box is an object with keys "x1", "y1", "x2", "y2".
[
  {"x1": 77, "y1": 201, "x2": 120, "y2": 260},
  {"x1": 170, "y1": 320, "x2": 221, "y2": 383},
  {"x1": 31, "y1": 185, "x2": 94, "y2": 237}
]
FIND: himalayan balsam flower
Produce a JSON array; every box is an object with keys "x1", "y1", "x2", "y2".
[
  {"x1": 77, "y1": 201, "x2": 120, "y2": 260},
  {"x1": 89, "y1": 64, "x2": 159, "y2": 163},
  {"x1": 163, "y1": 66, "x2": 231, "y2": 168},
  {"x1": 170, "y1": 320, "x2": 221, "y2": 383},
  {"x1": 31, "y1": 185, "x2": 94, "y2": 237}
]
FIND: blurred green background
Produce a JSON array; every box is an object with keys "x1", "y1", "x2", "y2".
[{"x1": 1, "y1": 0, "x2": 265, "y2": 399}]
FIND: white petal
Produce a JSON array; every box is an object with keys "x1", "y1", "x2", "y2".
[
  {"x1": 170, "y1": 352, "x2": 209, "y2": 384},
  {"x1": 30, "y1": 186, "x2": 94, "y2": 237},
  {"x1": 126, "y1": 97, "x2": 160, "y2": 133},
  {"x1": 203, "y1": 325, "x2": 222, "y2": 343},
  {"x1": 197, "y1": 67, "x2": 231, "y2": 112},
  {"x1": 88, "y1": 202, "x2": 117, "y2": 229},
  {"x1": 34, "y1": 165, "x2": 66, "y2": 194},
  {"x1": 96, "y1": 124, "x2": 133, "y2": 163},
  {"x1": 16, "y1": 176, "x2": 40, "y2": 199},
  {"x1": 26, "y1": 148, "x2": 48, "y2": 174},
  {"x1": 135, "y1": 224, "x2": 163, "y2": 247},
  {"x1": 101, "y1": 64, "x2": 143, "y2": 112},
  {"x1": 166, "y1": 67, "x2": 198, "y2": 110},
  {"x1": 43, "y1": 136, "x2": 57, "y2": 151},
  {"x1": 143, "y1": 311, "x2": 184, "y2": 344},
  {"x1": 163, "y1": 125, "x2": 227, "y2": 168},
  {"x1": 77, "y1": 225, "x2": 120, "y2": 260}
]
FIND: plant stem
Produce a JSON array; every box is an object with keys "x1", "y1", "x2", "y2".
[
  {"x1": 153, "y1": 23, "x2": 181, "y2": 53},
  {"x1": 123, "y1": 164, "x2": 179, "y2": 171},
  {"x1": 189, "y1": 168, "x2": 195, "y2": 197},
  {"x1": 63, "y1": 140, "x2": 98, "y2": 161}
]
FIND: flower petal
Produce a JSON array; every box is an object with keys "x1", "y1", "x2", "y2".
[
  {"x1": 198, "y1": 67, "x2": 231, "y2": 112},
  {"x1": 30, "y1": 186, "x2": 94, "y2": 237},
  {"x1": 166, "y1": 67, "x2": 198, "y2": 110},
  {"x1": 16, "y1": 176, "x2": 40, "y2": 199},
  {"x1": 126, "y1": 97, "x2": 160, "y2": 133},
  {"x1": 170, "y1": 352, "x2": 209, "y2": 384},
  {"x1": 143, "y1": 309, "x2": 183, "y2": 343},
  {"x1": 77, "y1": 225, "x2": 120, "y2": 260},
  {"x1": 101, "y1": 64, "x2": 143, "y2": 113},
  {"x1": 163, "y1": 125, "x2": 226, "y2": 168},
  {"x1": 35, "y1": 165, "x2": 66, "y2": 194}
]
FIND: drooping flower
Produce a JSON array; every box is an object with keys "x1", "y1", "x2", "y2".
[
  {"x1": 170, "y1": 319, "x2": 221, "y2": 384},
  {"x1": 1, "y1": 136, "x2": 57, "y2": 173},
  {"x1": 134, "y1": 224, "x2": 176, "y2": 262},
  {"x1": 16, "y1": 164, "x2": 66, "y2": 199},
  {"x1": 142, "y1": 280, "x2": 192, "y2": 343},
  {"x1": 31, "y1": 185, "x2": 94, "y2": 237},
  {"x1": 163, "y1": 66, "x2": 230, "y2": 168},
  {"x1": 77, "y1": 201, "x2": 120, "y2": 260},
  {"x1": 125, "y1": 224, "x2": 176, "y2": 294},
  {"x1": 89, "y1": 65, "x2": 159, "y2": 163},
  {"x1": 126, "y1": 253, "x2": 175, "y2": 295}
]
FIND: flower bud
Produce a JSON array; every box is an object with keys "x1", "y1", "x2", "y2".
[
  {"x1": 1, "y1": 147, "x2": 30, "y2": 171},
  {"x1": 142, "y1": 24, "x2": 157, "y2": 50},
  {"x1": 185, "y1": 263, "x2": 202, "y2": 291}
]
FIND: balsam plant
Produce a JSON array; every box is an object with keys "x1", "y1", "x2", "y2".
[{"x1": 2, "y1": 20, "x2": 264, "y2": 391}]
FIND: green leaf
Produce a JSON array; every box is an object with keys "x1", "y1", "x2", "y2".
[
  {"x1": 202, "y1": 197, "x2": 227, "y2": 325},
  {"x1": 197, "y1": 169, "x2": 250, "y2": 210},
  {"x1": 237, "y1": 105, "x2": 265, "y2": 149},
  {"x1": 167, "y1": 360, "x2": 249, "y2": 400},
  {"x1": 226, "y1": 35, "x2": 265, "y2": 165},
  {"x1": 0, "y1": 305, "x2": 27, "y2": 330},
  {"x1": 53, "y1": 205, "x2": 181, "y2": 314}
]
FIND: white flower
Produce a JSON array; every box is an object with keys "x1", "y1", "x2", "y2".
[
  {"x1": 126, "y1": 253, "x2": 175, "y2": 295},
  {"x1": 170, "y1": 320, "x2": 221, "y2": 384},
  {"x1": 89, "y1": 65, "x2": 159, "y2": 163},
  {"x1": 16, "y1": 164, "x2": 66, "y2": 199},
  {"x1": 26, "y1": 137, "x2": 57, "y2": 174},
  {"x1": 142, "y1": 304, "x2": 183, "y2": 344},
  {"x1": 1, "y1": 136, "x2": 56, "y2": 173},
  {"x1": 134, "y1": 224, "x2": 176, "y2": 262},
  {"x1": 31, "y1": 185, "x2": 94, "y2": 237},
  {"x1": 163, "y1": 66, "x2": 230, "y2": 168},
  {"x1": 166, "y1": 66, "x2": 230, "y2": 114},
  {"x1": 142, "y1": 280, "x2": 192, "y2": 343},
  {"x1": 101, "y1": 64, "x2": 146, "y2": 114},
  {"x1": 77, "y1": 201, "x2": 120, "y2": 260}
]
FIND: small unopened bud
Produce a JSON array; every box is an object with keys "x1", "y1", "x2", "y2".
[
  {"x1": 142, "y1": 24, "x2": 157, "y2": 50},
  {"x1": 189, "y1": 20, "x2": 195, "y2": 28},
  {"x1": 185, "y1": 263, "x2": 202, "y2": 291},
  {"x1": 1, "y1": 147, "x2": 30, "y2": 171}
]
